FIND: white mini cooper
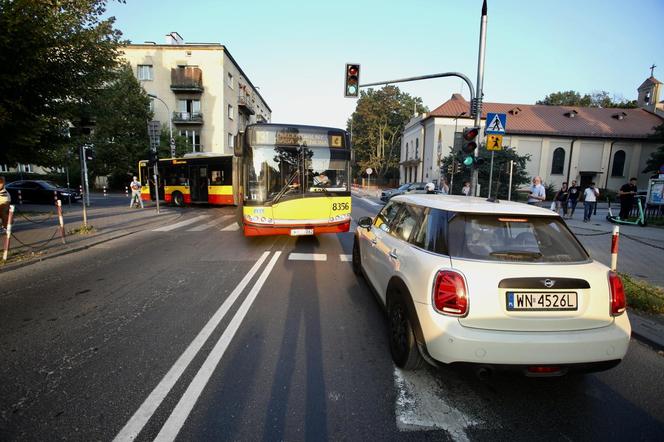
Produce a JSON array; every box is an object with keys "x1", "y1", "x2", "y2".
[{"x1": 353, "y1": 195, "x2": 631, "y2": 376}]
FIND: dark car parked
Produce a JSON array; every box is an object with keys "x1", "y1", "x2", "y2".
[
  {"x1": 5, "y1": 180, "x2": 81, "y2": 204},
  {"x1": 380, "y1": 182, "x2": 428, "y2": 202}
]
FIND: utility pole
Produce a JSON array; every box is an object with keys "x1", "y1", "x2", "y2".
[
  {"x1": 471, "y1": 0, "x2": 488, "y2": 197},
  {"x1": 79, "y1": 145, "x2": 89, "y2": 227}
]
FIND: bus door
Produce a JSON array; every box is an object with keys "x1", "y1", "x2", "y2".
[{"x1": 190, "y1": 165, "x2": 209, "y2": 203}]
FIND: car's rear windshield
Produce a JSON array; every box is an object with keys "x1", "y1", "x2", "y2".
[{"x1": 447, "y1": 213, "x2": 589, "y2": 263}]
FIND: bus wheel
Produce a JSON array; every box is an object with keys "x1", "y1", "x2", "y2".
[{"x1": 172, "y1": 191, "x2": 184, "y2": 207}]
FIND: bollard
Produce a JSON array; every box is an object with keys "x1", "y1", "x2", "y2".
[
  {"x1": 17, "y1": 189, "x2": 22, "y2": 205},
  {"x1": 3, "y1": 205, "x2": 15, "y2": 261},
  {"x1": 103, "y1": 186, "x2": 107, "y2": 197},
  {"x1": 56, "y1": 200, "x2": 66, "y2": 244},
  {"x1": 610, "y1": 225, "x2": 619, "y2": 271}
]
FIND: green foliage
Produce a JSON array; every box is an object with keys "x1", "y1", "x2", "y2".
[
  {"x1": 442, "y1": 145, "x2": 531, "y2": 199},
  {"x1": 0, "y1": 0, "x2": 125, "y2": 165},
  {"x1": 347, "y1": 86, "x2": 428, "y2": 179},
  {"x1": 537, "y1": 90, "x2": 637, "y2": 108},
  {"x1": 643, "y1": 123, "x2": 664, "y2": 174},
  {"x1": 157, "y1": 127, "x2": 191, "y2": 159},
  {"x1": 620, "y1": 273, "x2": 664, "y2": 314}
]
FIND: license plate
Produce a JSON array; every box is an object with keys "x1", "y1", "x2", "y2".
[
  {"x1": 290, "y1": 228, "x2": 314, "y2": 236},
  {"x1": 506, "y1": 292, "x2": 578, "y2": 311}
]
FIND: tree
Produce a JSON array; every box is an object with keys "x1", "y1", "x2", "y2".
[
  {"x1": 0, "y1": 0, "x2": 125, "y2": 166},
  {"x1": 441, "y1": 144, "x2": 531, "y2": 199},
  {"x1": 347, "y1": 86, "x2": 428, "y2": 181},
  {"x1": 643, "y1": 123, "x2": 664, "y2": 174},
  {"x1": 537, "y1": 90, "x2": 637, "y2": 108}
]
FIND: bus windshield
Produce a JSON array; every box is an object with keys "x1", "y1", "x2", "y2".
[{"x1": 243, "y1": 126, "x2": 350, "y2": 205}]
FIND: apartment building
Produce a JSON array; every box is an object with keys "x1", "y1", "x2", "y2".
[{"x1": 122, "y1": 32, "x2": 271, "y2": 155}]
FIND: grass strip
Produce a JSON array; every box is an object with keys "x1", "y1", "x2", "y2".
[{"x1": 620, "y1": 273, "x2": 664, "y2": 314}]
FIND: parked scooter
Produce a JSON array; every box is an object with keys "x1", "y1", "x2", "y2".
[{"x1": 606, "y1": 195, "x2": 647, "y2": 226}]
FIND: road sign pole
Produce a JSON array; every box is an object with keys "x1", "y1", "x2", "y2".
[
  {"x1": 471, "y1": 0, "x2": 488, "y2": 197},
  {"x1": 508, "y1": 160, "x2": 514, "y2": 201},
  {"x1": 488, "y1": 151, "x2": 495, "y2": 199}
]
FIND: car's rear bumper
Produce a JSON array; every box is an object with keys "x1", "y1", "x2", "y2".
[{"x1": 414, "y1": 301, "x2": 631, "y2": 366}]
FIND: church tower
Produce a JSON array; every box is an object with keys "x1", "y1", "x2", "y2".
[{"x1": 637, "y1": 65, "x2": 663, "y2": 115}]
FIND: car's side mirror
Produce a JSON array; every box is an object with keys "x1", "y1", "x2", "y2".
[{"x1": 358, "y1": 216, "x2": 372, "y2": 230}]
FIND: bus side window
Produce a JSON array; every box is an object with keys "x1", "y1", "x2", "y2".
[{"x1": 211, "y1": 170, "x2": 223, "y2": 185}]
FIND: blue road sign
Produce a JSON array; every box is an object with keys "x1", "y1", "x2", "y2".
[{"x1": 485, "y1": 113, "x2": 507, "y2": 135}]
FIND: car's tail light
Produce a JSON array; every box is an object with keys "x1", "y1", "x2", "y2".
[
  {"x1": 608, "y1": 271, "x2": 626, "y2": 316},
  {"x1": 527, "y1": 366, "x2": 562, "y2": 375},
  {"x1": 433, "y1": 270, "x2": 468, "y2": 316}
]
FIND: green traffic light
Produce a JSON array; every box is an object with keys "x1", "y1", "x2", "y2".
[{"x1": 463, "y1": 156, "x2": 474, "y2": 166}]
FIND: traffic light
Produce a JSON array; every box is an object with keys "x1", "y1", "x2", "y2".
[
  {"x1": 447, "y1": 163, "x2": 454, "y2": 175},
  {"x1": 149, "y1": 149, "x2": 158, "y2": 166},
  {"x1": 84, "y1": 146, "x2": 95, "y2": 161},
  {"x1": 461, "y1": 126, "x2": 480, "y2": 167},
  {"x1": 344, "y1": 64, "x2": 360, "y2": 98}
]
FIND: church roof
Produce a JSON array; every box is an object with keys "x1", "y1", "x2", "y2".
[
  {"x1": 426, "y1": 94, "x2": 664, "y2": 139},
  {"x1": 638, "y1": 76, "x2": 662, "y2": 89}
]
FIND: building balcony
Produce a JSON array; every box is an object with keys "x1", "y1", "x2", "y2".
[
  {"x1": 172, "y1": 111, "x2": 203, "y2": 124},
  {"x1": 170, "y1": 67, "x2": 203, "y2": 93},
  {"x1": 238, "y1": 92, "x2": 255, "y2": 115}
]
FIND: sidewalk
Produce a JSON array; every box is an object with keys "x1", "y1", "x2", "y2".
[{"x1": 1, "y1": 193, "x2": 184, "y2": 272}]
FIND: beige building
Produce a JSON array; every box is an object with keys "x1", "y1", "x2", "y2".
[
  {"x1": 401, "y1": 75, "x2": 664, "y2": 192},
  {"x1": 121, "y1": 32, "x2": 271, "y2": 156}
]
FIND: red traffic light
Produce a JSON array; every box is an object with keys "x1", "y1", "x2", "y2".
[
  {"x1": 344, "y1": 63, "x2": 360, "y2": 98},
  {"x1": 463, "y1": 127, "x2": 480, "y2": 140}
]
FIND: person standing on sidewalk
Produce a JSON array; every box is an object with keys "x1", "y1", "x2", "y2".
[
  {"x1": 462, "y1": 181, "x2": 471, "y2": 196},
  {"x1": 567, "y1": 180, "x2": 581, "y2": 218},
  {"x1": 554, "y1": 182, "x2": 570, "y2": 217},
  {"x1": 583, "y1": 182, "x2": 599, "y2": 222},
  {"x1": 527, "y1": 176, "x2": 546, "y2": 205},
  {"x1": 129, "y1": 176, "x2": 144, "y2": 208},
  {"x1": 618, "y1": 177, "x2": 638, "y2": 220},
  {"x1": 0, "y1": 176, "x2": 11, "y2": 233}
]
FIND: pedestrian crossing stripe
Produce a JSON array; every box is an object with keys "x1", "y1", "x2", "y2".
[
  {"x1": 152, "y1": 215, "x2": 210, "y2": 232},
  {"x1": 186, "y1": 215, "x2": 233, "y2": 231},
  {"x1": 220, "y1": 223, "x2": 240, "y2": 232}
]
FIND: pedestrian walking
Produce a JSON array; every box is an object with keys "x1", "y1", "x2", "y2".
[
  {"x1": 583, "y1": 182, "x2": 599, "y2": 222},
  {"x1": 618, "y1": 177, "x2": 638, "y2": 220},
  {"x1": 527, "y1": 176, "x2": 546, "y2": 206},
  {"x1": 462, "y1": 181, "x2": 471, "y2": 196},
  {"x1": 567, "y1": 180, "x2": 581, "y2": 218},
  {"x1": 0, "y1": 176, "x2": 11, "y2": 233},
  {"x1": 555, "y1": 182, "x2": 570, "y2": 217},
  {"x1": 440, "y1": 177, "x2": 450, "y2": 195},
  {"x1": 129, "y1": 176, "x2": 144, "y2": 208}
]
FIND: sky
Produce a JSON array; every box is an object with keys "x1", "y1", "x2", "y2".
[{"x1": 104, "y1": 0, "x2": 664, "y2": 129}]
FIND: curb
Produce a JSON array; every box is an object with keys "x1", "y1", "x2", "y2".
[{"x1": 629, "y1": 312, "x2": 664, "y2": 352}]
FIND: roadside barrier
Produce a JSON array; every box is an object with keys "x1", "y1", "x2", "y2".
[
  {"x1": 2, "y1": 205, "x2": 14, "y2": 261},
  {"x1": 56, "y1": 200, "x2": 66, "y2": 244},
  {"x1": 611, "y1": 226, "x2": 619, "y2": 271}
]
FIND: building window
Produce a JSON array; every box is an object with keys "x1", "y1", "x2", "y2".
[
  {"x1": 405, "y1": 142, "x2": 409, "y2": 159},
  {"x1": 149, "y1": 99, "x2": 155, "y2": 113},
  {"x1": 19, "y1": 163, "x2": 33, "y2": 173},
  {"x1": 611, "y1": 150, "x2": 626, "y2": 177},
  {"x1": 176, "y1": 99, "x2": 201, "y2": 119},
  {"x1": 437, "y1": 130, "x2": 442, "y2": 157},
  {"x1": 228, "y1": 104, "x2": 234, "y2": 120},
  {"x1": 179, "y1": 129, "x2": 201, "y2": 152},
  {"x1": 454, "y1": 132, "x2": 462, "y2": 151},
  {"x1": 415, "y1": 138, "x2": 419, "y2": 159},
  {"x1": 228, "y1": 133, "x2": 234, "y2": 149},
  {"x1": 551, "y1": 147, "x2": 565, "y2": 175},
  {"x1": 0, "y1": 164, "x2": 8, "y2": 172},
  {"x1": 137, "y1": 65, "x2": 153, "y2": 81},
  {"x1": 227, "y1": 72, "x2": 234, "y2": 89}
]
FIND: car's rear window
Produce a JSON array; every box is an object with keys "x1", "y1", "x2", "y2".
[{"x1": 447, "y1": 214, "x2": 589, "y2": 263}]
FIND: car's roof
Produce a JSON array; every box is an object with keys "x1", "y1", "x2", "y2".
[{"x1": 392, "y1": 194, "x2": 558, "y2": 216}]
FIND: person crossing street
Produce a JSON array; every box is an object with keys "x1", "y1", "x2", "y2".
[{"x1": 129, "y1": 176, "x2": 144, "y2": 208}]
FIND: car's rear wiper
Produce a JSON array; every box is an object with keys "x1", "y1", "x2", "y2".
[{"x1": 490, "y1": 250, "x2": 542, "y2": 259}]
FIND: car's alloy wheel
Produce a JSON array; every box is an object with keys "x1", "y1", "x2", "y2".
[{"x1": 388, "y1": 298, "x2": 423, "y2": 370}]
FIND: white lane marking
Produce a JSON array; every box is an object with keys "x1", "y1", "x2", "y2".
[
  {"x1": 394, "y1": 368, "x2": 480, "y2": 440},
  {"x1": 186, "y1": 215, "x2": 233, "y2": 232},
  {"x1": 221, "y1": 223, "x2": 240, "y2": 231},
  {"x1": 113, "y1": 251, "x2": 272, "y2": 442},
  {"x1": 358, "y1": 197, "x2": 381, "y2": 207},
  {"x1": 154, "y1": 251, "x2": 282, "y2": 442},
  {"x1": 340, "y1": 254, "x2": 352, "y2": 262},
  {"x1": 152, "y1": 215, "x2": 210, "y2": 232},
  {"x1": 288, "y1": 253, "x2": 327, "y2": 261}
]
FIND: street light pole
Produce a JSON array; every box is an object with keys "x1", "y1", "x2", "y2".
[
  {"x1": 471, "y1": 0, "x2": 488, "y2": 197},
  {"x1": 148, "y1": 94, "x2": 175, "y2": 158}
]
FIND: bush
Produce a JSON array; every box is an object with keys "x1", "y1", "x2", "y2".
[{"x1": 620, "y1": 273, "x2": 664, "y2": 314}]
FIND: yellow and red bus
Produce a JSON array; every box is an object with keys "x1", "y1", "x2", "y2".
[
  {"x1": 138, "y1": 154, "x2": 236, "y2": 206},
  {"x1": 235, "y1": 123, "x2": 352, "y2": 236}
]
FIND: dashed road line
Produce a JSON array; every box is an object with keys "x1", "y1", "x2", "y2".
[
  {"x1": 340, "y1": 254, "x2": 352, "y2": 262},
  {"x1": 221, "y1": 222, "x2": 240, "y2": 232},
  {"x1": 288, "y1": 253, "x2": 327, "y2": 261},
  {"x1": 152, "y1": 215, "x2": 210, "y2": 232}
]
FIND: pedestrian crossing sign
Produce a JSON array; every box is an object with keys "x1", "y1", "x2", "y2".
[
  {"x1": 485, "y1": 113, "x2": 507, "y2": 135},
  {"x1": 486, "y1": 134, "x2": 503, "y2": 151}
]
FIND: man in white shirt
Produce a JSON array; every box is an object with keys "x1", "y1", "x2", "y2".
[
  {"x1": 583, "y1": 182, "x2": 599, "y2": 222},
  {"x1": 129, "y1": 176, "x2": 144, "y2": 208},
  {"x1": 527, "y1": 176, "x2": 546, "y2": 205}
]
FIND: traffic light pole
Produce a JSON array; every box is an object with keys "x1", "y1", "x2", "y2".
[
  {"x1": 153, "y1": 162, "x2": 160, "y2": 215},
  {"x1": 79, "y1": 145, "x2": 88, "y2": 227},
  {"x1": 471, "y1": 0, "x2": 488, "y2": 197}
]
